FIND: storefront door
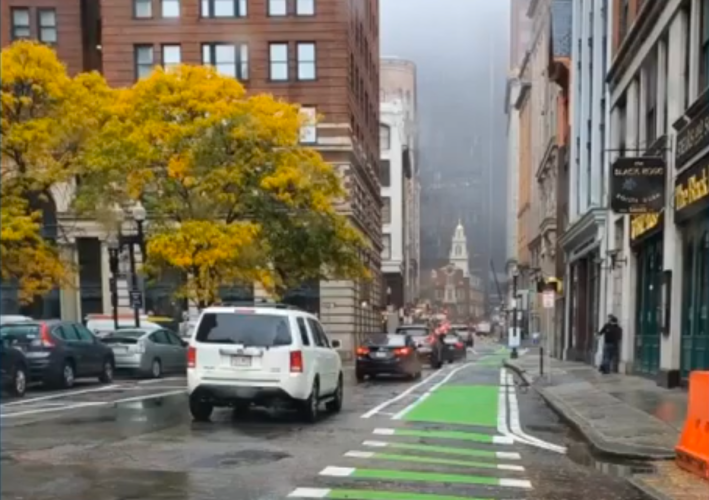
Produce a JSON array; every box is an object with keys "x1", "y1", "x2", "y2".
[
  {"x1": 680, "y1": 217, "x2": 709, "y2": 377},
  {"x1": 634, "y1": 235, "x2": 662, "y2": 375}
]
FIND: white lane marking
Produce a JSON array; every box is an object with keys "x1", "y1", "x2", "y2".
[
  {"x1": 319, "y1": 466, "x2": 355, "y2": 477},
  {"x1": 362, "y1": 440, "x2": 389, "y2": 447},
  {"x1": 391, "y1": 362, "x2": 475, "y2": 420},
  {"x1": 1, "y1": 402, "x2": 106, "y2": 418},
  {"x1": 500, "y1": 478, "x2": 533, "y2": 489},
  {"x1": 492, "y1": 435, "x2": 515, "y2": 445},
  {"x1": 1, "y1": 384, "x2": 120, "y2": 407},
  {"x1": 496, "y1": 451, "x2": 522, "y2": 460},
  {"x1": 502, "y1": 370, "x2": 567, "y2": 454},
  {"x1": 137, "y1": 377, "x2": 186, "y2": 385},
  {"x1": 344, "y1": 451, "x2": 375, "y2": 458},
  {"x1": 497, "y1": 463, "x2": 525, "y2": 471},
  {"x1": 288, "y1": 488, "x2": 331, "y2": 498},
  {"x1": 373, "y1": 428, "x2": 395, "y2": 435},
  {"x1": 110, "y1": 389, "x2": 186, "y2": 404},
  {"x1": 360, "y1": 367, "x2": 452, "y2": 418}
]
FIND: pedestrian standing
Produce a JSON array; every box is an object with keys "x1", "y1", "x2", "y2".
[{"x1": 598, "y1": 314, "x2": 622, "y2": 374}]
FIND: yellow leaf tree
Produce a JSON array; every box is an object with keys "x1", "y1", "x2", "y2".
[
  {"x1": 0, "y1": 40, "x2": 114, "y2": 302},
  {"x1": 76, "y1": 64, "x2": 369, "y2": 303}
]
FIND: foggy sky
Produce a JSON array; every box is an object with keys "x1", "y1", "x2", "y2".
[{"x1": 380, "y1": 0, "x2": 511, "y2": 294}]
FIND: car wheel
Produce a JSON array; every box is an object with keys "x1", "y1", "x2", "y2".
[
  {"x1": 326, "y1": 374, "x2": 343, "y2": 413},
  {"x1": 10, "y1": 365, "x2": 27, "y2": 397},
  {"x1": 189, "y1": 394, "x2": 214, "y2": 422},
  {"x1": 98, "y1": 358, "x2": 114, "y2": 383},
  {"x1": 151, "y1": 358, "x2": 162, "y2": 379},
  {"x1": 300, "y1": 379, "x2": 320, "y2": 423},
  {"x1": 61, "y1": 361, "x2": 76, "y2": 389}
]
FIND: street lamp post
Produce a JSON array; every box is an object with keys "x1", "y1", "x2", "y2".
[
  {"x1": 511, "y1": 265, "x2": 519, "y2": 359},
  {"x1": 107, "y1": 235, "x2": 120, "y2": 331}
]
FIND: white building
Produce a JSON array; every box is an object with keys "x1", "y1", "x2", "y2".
[
  {"x1": 606, "y1": 0, "x2": 709, "y2": 384},
  {"x1": 380, "y1": 99, "x2": 411, "y2": 309},
  {"x1": 558, "y1": 0, "x2": 611, "y2": 363},
  {"x1": 381, "y1": 57, "x2": 420, "y2": 303}
]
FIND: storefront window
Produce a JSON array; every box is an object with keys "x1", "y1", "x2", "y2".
[{"x1": 680, "y1": 218, "x2": 709, "y2": 376}]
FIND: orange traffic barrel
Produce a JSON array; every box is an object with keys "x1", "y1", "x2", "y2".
[{"x1": 675, "y1": 371, "x2": 709, "y2": 480}]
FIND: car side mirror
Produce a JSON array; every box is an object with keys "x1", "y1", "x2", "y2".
[{"x1": 330, "y1": 339, "x2": 341, "y2": 349}]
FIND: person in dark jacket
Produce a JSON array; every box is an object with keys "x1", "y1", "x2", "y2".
[{"x1": 598, "y1": 315, "x2": 622, "y2": 374}]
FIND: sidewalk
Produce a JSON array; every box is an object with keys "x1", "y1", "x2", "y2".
[{"x1": 504, "y1": 351, "x2": 707, "y2": 500}]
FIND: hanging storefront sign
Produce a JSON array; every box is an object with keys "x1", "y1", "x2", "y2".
[
  {"x1": 674, "y1": 162, "x2": 709, "y2": 222},
  {"x1": 675, "y1": 105, "x2": 709, "y2": 168},
  {"x1": 610, "y1": 157, "x2": 666, "y2": 214}
]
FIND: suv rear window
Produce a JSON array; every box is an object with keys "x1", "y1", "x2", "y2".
[
  {"x1": 195, "y1": 313, "x2": 293, "y2": 347},
  {"x1": 0, "y1": 324, "x2": 41, "y2": 339},
  {"x1": 366, "y1": 334, "x2": 406, "y2": 346}
]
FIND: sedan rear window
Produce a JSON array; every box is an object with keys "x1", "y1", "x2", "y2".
[
  {"x1": 366, "y1": 334, "x2": 406, "y2": 347},
  {"x1": 195, "y1": 313, "x2": 293, "y2": 347},
  {"x1": 396, "y1": 327, "x2": 428, "y2": 337}
]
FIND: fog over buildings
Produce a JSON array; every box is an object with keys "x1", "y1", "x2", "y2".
[{"x1": 380, "y1": 0, "x2": 511, "y2": 304}]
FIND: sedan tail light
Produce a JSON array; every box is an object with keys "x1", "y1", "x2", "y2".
[
  {"x1": 455, "y1": 342, "x2": 464, "y2": 349},
  {"x1": 136, "y1": 340, "x2": 146, "y2": 353},
  {"x1": 356, "y1": 347, "x2": 369, "y2": 356},
  {"x1": 394, "y1": 347, "x2": 412, "y2": 356},
  {"x1": 187, "y1": 346, "x2": 196, "y2": 368}
]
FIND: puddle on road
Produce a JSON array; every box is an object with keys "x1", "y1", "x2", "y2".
[
  {"x1": 565, "y1": 431, "x2": 656, "y2": 478},
  {"x1": 193, "y1": 449, "x2": 291, "y2": 469}
]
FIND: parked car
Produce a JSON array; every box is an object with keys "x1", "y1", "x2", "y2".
[
  {"x1": 0, "y1": 339, "x2": 29, "y2": 397},
  {"x1": 355, "y1": 333, "x2": 422, "y2": 382},
  {"x1": 441, "y1": 333, "x2": 467, "y2": 363},
  {"x1": 102, "y1": 328, "x2": 187, "y2": 378},
  {"x1": 85, "y1": 315, "x2": 162, "y2": 338},
  {"x1": 0, "y1": 320, "x2": 115, "y2": 389},
  {"x1": 187, "y1": 303, "x2": 343, "y2": 422},
  {"x1": 395, "y1": 324, "x2": 444, "y2": 369}
]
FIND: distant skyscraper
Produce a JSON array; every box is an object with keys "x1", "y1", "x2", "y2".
[{"x1": 510, "y1": 0, "x2": 533, "y2": 71}]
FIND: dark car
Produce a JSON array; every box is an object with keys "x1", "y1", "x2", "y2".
[
  {"x1": 395, "y1": 324, "x2": 443, "y2": 368},
  {"x1": 0, "y1": 339, "x2": 29, "y2": 397},
  {"x1": 451, "y1": 325, "x2": 474, "y2": 347},
  {"x1": 0, "y1": 320, "x2": 115, "y2": 389},
  {"x1": 441, "y1": 334, "x2": 467, "y2": 363},
  {"x1": 356, "y1": 334, "x2": 422, "y2": 382}
]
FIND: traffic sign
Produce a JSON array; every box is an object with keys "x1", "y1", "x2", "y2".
[
  {"x1": 543, "y1": 290, "x2": 555, "y2": 309},
  {"x1": 129, "y1": 290, "x2": 143, "y2": 309}
]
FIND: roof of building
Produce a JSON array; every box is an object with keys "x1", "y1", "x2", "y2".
[{"x1": 551, "y1": 0, "x2": 572, "y2": 58}]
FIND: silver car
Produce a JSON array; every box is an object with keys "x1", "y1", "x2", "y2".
[{"x1": 102, "y1": 328, "x2": 187, "y2": 378}]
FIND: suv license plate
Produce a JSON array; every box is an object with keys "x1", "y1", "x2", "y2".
[{"x1": 231, "y1": 356, "x2": 251, "y2": 367}]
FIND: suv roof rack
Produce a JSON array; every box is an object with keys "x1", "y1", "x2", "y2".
[{"x1": 220, "y1": 299, "x2": 302, "y2": 310}]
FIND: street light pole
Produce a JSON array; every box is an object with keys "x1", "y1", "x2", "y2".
[
  {"x1": 130, "y1": 202, "x2": 147, "y2": 328},
  {"x1": 511, "y1": 266, "x2": 519, "y2": 359},
  {"x1": 107, "y1": 236, "x2": 120, "y2": 331}
]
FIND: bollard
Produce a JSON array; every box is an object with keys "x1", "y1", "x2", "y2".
[{"x1": 510, "y1": 347, "x2": 518, "y2": 359}]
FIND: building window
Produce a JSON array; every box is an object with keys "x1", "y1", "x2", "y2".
[
  {"x1": 135, "y1": 45, "x2": 155, "y2": 80},
  {"x1": 202, "y1": 43, "x2": 249, "y2": 80},
  {"x1": 380, "y1": 159, "x2": 391, "y2": 187},
  {"x1": 296, "y1": 0, "x2": 314, "y2": 15},
  {"x1": 11, "y1": 8, "x2": 30, "y2": 40},
  {"x1": 382, "y1": 197, "x2": 391, "y2": 223},
  {"x1": 296, "y1": 42, "x2": 316, "y2": 80},
  {"x1": 644, "y1": 50, "x2": 657, "y2": 146},
  {"x1": 619, "y1": 0, "x2": 629, "y2": 43},
  {"x1": 134, "y1": 0, "x2": 152, "y2": 18},
  {"x1": 268, "y1": 0, "x2": 287, "y2": 16},
  {"x1": 380, "y1": 124, "x2": 391, "y2": 150},
  {"x1": 701, "y1": 0, "x2": 709, "y2": 90},
  {"x1": 161, "y1": 0, "x2": 180, "y2": 17},
  {"x1": 162, "y1": 45, "x2": 181, "y2": 70},
  {"x1": 269, "y1": 43, "x2": 289, "y2": 81},
  {"x1": 381, "y1": 235, "x2": 391, "y2": 260},
  {"x1": 299, "y1": 106, "x2": 317, "y2": 143},
  {"x1": 37, "y1": 9, "x2": 57, "y2": 44},
  {"x1": 201, "y1": 0, "x2": 247, "y2": 17}
]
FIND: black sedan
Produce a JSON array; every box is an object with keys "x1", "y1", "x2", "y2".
[
  {"x1": 356, "y1": 334, "x2": 422, "y2": 382},
  {"x1": 441, "y1": 333, "x2": 467, "y2": 363},
  {"x1": 0, "y1": 320, "x2": 115, "y2": 389},
  {"x1": 0, "y1": 339, "x2": 28, "y2": 397}
]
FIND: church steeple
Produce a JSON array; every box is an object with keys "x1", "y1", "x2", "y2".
[{"x1": 449, "y1": 221, "x2": 469, "y2": 277}]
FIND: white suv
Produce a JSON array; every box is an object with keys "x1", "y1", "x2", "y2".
[{"x1": 187, "y1": 304, "x2": 343, "y2": 422}]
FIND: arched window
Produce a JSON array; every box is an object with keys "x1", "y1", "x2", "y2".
[
  {"x1": 379, "y1": 124, "x2": 391, "y2": 151},
  {"x1": 455, "y1": 245, "x2": 462, "y2": 256}
]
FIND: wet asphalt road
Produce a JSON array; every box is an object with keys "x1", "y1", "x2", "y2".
[{"x1": 0, "y1": 344, "x2": 648, "y2": 500}]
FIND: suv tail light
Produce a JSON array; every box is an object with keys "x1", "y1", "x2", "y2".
[
  {"x1": 394, "y1": 347, "x2": 411, "y2": 357},
  {"x1": 356, "y1": 346, "x2": 369, "y2": 356},
  {"x1": 290, "y1": 350, "x2": 303, "y2": 373},
  {"x1": 187, "y1": 346, "x2": 196, "y2": 368}
]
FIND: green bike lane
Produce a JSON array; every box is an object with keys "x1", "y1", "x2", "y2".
[{"x1": 288, "y1": 347, "x2": 532, "y2": 500}]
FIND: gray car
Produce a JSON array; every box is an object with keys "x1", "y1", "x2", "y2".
[{"x1": 102, "y1": 328, "x2": 187, "y2": 378}]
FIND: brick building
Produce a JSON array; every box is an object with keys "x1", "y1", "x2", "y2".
[{"x1": 1, "y1": 0, "x2": 383, "y2": 352}]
